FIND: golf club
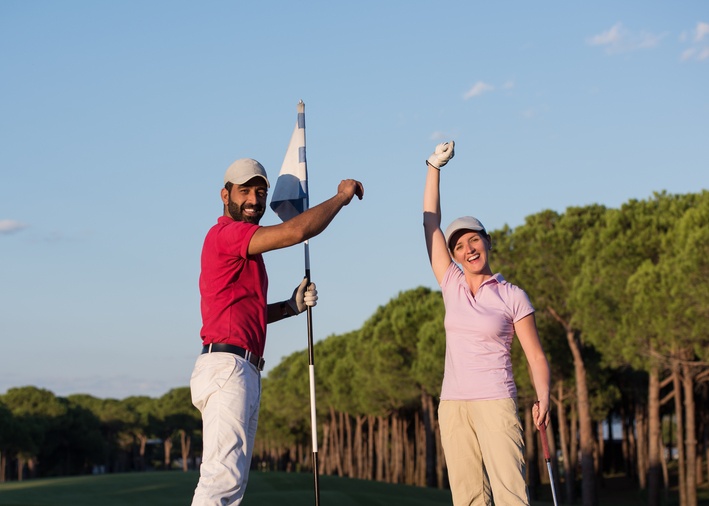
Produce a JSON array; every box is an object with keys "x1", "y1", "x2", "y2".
[{"x1": 539, "y1": 423, "x2": 559, "y2": 506}]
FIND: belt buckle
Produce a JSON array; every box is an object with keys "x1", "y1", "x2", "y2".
[{"x1": 243, "y1": 349, "x2": 265, "y2": 371}]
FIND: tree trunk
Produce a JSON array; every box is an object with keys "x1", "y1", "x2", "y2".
[
  {"x1": 180, "y1": 430, "x2": 191, "y2": 472},
  {"x1": 331, "y1": 407, "x2": 343, "y2": 476},
  {"x1": 343, "y1": 411, "x2": 353, "y2": 477},
  {"x1": 660, "y1": 432, "x2": 670, "y2": 499},
  {"x1": 375, "y1": 415, "x2": 385, "y2": 482},
  {"x1": 635, "y1": 400, "x2": 647, "y2": 489},
  {"x1": 682, "y1": 361, "x2": 697, "y2": 506},
  {"x1": 390, "y1": 413, "x2": 399, "y2": 483},
  {"x1": 321, "y1": 422, "x2": 330, "y2": 475},
  {"x1": 354, "y1": 414, "x2": 364, "y2": 479},
  {"x1": 672, "y1": 359, "x2": 687, "y2": 506},
  {"x1": 571, "y1": 402, "x2": 579, "y2": 500},
  {"x1": 415, "y1": 410, "x2": 425, "y2": 486},
  {"x1": 555, "y1": 380, "x2": 574, "y2": 504},
  {"x1": 421, "y1": 390, "x2": 437, "y2": 487},
  {"x1": 647, "y1": 364, "x2": 662, "y2": 506},
  {"x1": 163, "y1": 437, "x2": 173, "y2": 470},
  {"x1": 566, "y1": 327, "x2": 597, "y2": 506},
  {"x1": 367, "y1": 414, "x2": 375, "y2": 480},
  {"x1": 622, "y1": 400, "x2": 636, "y2": 481},
  {"x1": 595, "y1": 421, "x2": 604, "y2": 481},
  {"x1": 138, "y1": 433, "x2": 148, "y2": 471}
]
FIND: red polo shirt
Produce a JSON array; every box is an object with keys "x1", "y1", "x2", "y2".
[{"x1": 199, "y1": 216, "x2": 269, "y2": 356}]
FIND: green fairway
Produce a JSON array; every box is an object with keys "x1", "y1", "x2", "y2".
[
  {"x1": 0, "y1": 471, "x2": 552, "y2": 506},
  {"x1": 0, "y1": 471, "x2": 458, "y2": 506},
  {"x1": 5, "y1": 470, "x2": 706, "y2": 505}
]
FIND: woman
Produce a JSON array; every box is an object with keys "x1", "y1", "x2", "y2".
[{"x1": 422, "y1": 141, "x2": 551, "y2": 506}]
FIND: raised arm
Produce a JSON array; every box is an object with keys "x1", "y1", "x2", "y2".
[
  {"x1": 248, "y1": 179, "x2": 364, "y2": 255},
  {"x1": 423, "y1": 142, "x2": 455, "y2": 284}
]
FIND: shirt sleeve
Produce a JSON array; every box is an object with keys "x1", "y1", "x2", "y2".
[
  {"x1": 216, "y1": 221, "x2": 260, "y2": 259},
  {"x1": 510, "y1": 285, "x2": 535, "y2": 323},
  {"x1": 440, "y1": 262, "x2": 463, "y2": 290}
]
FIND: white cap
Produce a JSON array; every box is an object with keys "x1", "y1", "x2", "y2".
[
  {"x1": 224, "y1": 158, "x2": 270, "y2": 188},
  {"x1": 444, "y1": 216, "x2": 487, "y2": 251}
]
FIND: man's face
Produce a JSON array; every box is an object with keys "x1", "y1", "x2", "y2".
[{"x1": 224, "y1": 178, "x2": 268, "y2": 224}]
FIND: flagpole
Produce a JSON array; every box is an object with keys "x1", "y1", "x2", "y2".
[
  {"x1": 300, "y1": 101, "x2": 320, "y2": 506},
  {"x1": 269, "y1": 100, "x2": 320, "y2": 505}
]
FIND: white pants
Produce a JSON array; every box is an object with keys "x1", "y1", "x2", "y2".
[{"x1": 190, "y1": 352, "x2": 261, "y2": 506}]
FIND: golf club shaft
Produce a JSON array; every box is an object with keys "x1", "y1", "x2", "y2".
[{"x1": 539, "y1": 424, "x2": 559, "y2": 506}]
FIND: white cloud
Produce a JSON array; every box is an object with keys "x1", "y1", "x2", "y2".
[
  {"x1": 502, "y1": 80, "x2": 515, "y2": 90},
  {"x1": 0, "y1": 219, "x2": 27, "y2": 234},
  {"x1": 587, "y1": 22, "x2": 665, "y2": 54},
  {"x1": 681, "y1": 48, "x2": 696, "y2": 61},
  {"x1": 679, "y1": 22, "x2": 709, "y2": 62},
  {"x1": 587, "y1": 22, "x2": 623, "y2": 47},
  {"x1": 463, "y1": 81, "x2": 494, "y2": 100}
]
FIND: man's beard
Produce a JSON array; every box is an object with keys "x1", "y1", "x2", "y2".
[{"x1": 227, "y1": 199, "x2": 264, "y2": 224}]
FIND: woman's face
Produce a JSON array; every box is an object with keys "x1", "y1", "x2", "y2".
[{"x1": 451, "y1": 230, "x2": 490, "y2": 273}]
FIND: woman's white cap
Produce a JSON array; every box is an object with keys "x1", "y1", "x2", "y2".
[{"x1": 444, "y1": 216, "x2": 487, "y2": 251}]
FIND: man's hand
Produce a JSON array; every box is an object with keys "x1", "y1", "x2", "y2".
[
  {"x1": 427, "y1": 141, "x2": 455, "y2": 169},
  {"x1": 287, "y1": 278, "x2": 318, "y2": 314},
  {"x1": 337, "y1": 179, "x2": 365, "y2": 205}
]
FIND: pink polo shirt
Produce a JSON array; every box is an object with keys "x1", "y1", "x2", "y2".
[
  {"x1": 199, "y1": 216, "x2": 268, "y2": 356},
  {"x1": 439, "y1": 263, "x2": 534, "y2": 401}
]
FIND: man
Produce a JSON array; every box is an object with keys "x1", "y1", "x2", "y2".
[{"x1": 190, "y1": 158, "x2": 364, "y2": 505}]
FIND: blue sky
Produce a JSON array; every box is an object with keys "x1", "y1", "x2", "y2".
[{"x1": 1, "y1": 1, "x2": 707, "y2": 400}]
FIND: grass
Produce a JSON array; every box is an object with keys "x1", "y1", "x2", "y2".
[
  {"x1": 0, "y1": 470, "x2": 707, "y2": 505},
  {"x1": 0, "y1": 471, "x2": 541, "y2": 506}
]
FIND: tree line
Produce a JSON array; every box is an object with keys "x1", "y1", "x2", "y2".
[
  {"x1": 0, "y1": 386, "x2": 200, "y2": 481},
  {"x1": 1, "y1": 191, "x2": 707, "y2": 506}
]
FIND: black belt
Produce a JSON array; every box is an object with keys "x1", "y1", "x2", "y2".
[{"x1": 202, "y1": 343, "x2": 265, "y2": 371}]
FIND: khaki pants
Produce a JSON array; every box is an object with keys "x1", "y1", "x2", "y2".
[{"x1": 439, "y1": 398, "x2": 529, "y2": 506}]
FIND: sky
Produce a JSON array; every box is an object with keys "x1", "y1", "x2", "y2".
[{"x1": 1, "y1": 1, "x2": 708, "y2": 400}]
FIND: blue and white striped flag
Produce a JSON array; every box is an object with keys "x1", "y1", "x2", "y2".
[{"x1": 270, "y1": 100, "x2": 308, "y2": 222}]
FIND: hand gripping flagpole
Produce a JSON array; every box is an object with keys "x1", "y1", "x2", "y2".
[
  {"x1": 539, "y1": 423, "x2": 559, "y2": 506},
  {"x1": 270, "y1": 100, "x2": 321, "y2": 506}
]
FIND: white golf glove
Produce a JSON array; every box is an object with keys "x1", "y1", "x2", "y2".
[
  {"x1": 426, "y1": 141, "x2": 455, "y2": 169},
  {"x1": 287, "y1": 278, "x2": 318, "y2": 314}
]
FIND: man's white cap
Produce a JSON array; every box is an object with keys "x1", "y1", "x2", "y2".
[
  {"x1": 224, "y1": 158, "x2": 270, "y2": 188},
  {"x1": 444, "y1": 216, "x2": 487, "y2": 251}
]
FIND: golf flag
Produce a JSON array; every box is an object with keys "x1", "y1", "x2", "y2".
[
  {"x1": 270, "y1": 100, "x2": 308, "y2": 221},
  {"x1": 271, "y1": 101, "x2": 321, "y2": 506}
]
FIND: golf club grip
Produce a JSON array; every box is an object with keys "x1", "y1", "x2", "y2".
[{"x1": 539, "y1": 424, "x2": 551, "y2": 461}]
